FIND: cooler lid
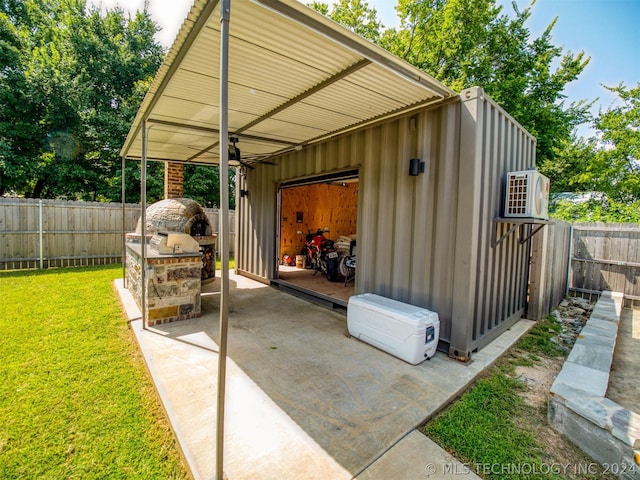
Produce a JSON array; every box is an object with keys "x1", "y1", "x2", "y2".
[{"x1": 348, "y1": 293, "x2": 437, "y2": 322}]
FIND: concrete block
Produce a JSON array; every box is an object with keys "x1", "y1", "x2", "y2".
[
  {"x1": 583, "y1": 318, "x2": 619, "y2": 337},
  {"x1": 590, "y1": 307, "x2": 620, "y2": 324},
  {"x1": 601, "y1": 290, "x2": 625, "y2": 305},
  {"x1": 565, "y1": 396, "x2": 618, "y2": 429},
  {"x1": 611, "y1": 409, "x2": 640, "y2": 449},
  {"x1": 594, "y1": 291, "x2": 623, "y2": 318},
  {"x1": 567, "y1": 333, "x2": 615, "y2": 373},
  {"x1": 548, "y1": 399, "x2": 640, "y2": 480},
  {"x1": 549, "y1": 382, "x2": 589, "y2": 403},
  {"x1": 552, "y1": 361, "x2": 609, "y2": 397}
]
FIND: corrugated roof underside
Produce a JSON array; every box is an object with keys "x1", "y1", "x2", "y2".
[{"x1": 121, "y1": 0, "x2": 453, "y2": 163}]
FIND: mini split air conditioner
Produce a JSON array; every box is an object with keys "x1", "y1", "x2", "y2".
[{"x1": 504, "y1": 170, "x2": 550, "y2": 220}]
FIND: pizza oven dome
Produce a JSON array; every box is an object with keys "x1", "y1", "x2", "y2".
[
  {"x1": 135, "y1": 197, "x2": 212, "y2": 237},
  {"x1": 135, "y1": 197, "x2": 216, "y2": 283}
]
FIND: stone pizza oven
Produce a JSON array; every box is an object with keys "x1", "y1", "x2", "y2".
[
  {"x1": 125, "y1": 198, "x2": 217, "y2": 326},
  {"x1": 135, "y1": 197, "x2": 217, "y2": 283}
]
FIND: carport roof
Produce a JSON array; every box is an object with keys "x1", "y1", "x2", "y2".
[{"x1": 120, "y1": 0, "x2": 457, "y2": 166}]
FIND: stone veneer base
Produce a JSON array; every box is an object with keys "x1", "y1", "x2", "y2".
[{"x1": 126, "y1": 242, "x2": 202, "y2": 325}]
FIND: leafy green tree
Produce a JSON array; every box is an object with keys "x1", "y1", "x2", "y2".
[
  {"x1": 184, "y1": 165, "x2": 236, "y2": 210},
  {"x1": 309, "y1": 0, "x2": 384, "y2": 42},
  {"x1": 551, "y1": 197, "x2": 640, "y2": 223},
  {"x1": 311, "y1": 0, "x2": 590, "y2": 166},
  {"x1": 381, "y1": 0, "x2": 591, "y2": 165},
  {"x1": 0, "y1": 0, "x2": 163, "y2": 201},
  {"x1": 538, "y1": 135, "x2": 595, "y2": 194},
  {"x1": 546, "y1": 83, "x2": 640, "y2": 222},
  {"x1": 587, "y1": 84, "x2": 640, "y2": 204},
  {"x1": 0, "y1": 2, "x2": 45, "y2": 196}
]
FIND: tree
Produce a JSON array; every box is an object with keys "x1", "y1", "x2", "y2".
[
  {"x1": 382, "y1": 0, "x2": 590, "y2": 165},
  {"x1": 543, "y1": 83, "x2": 640, "y2": 222},
  {"x1": 0, "y1": 0, "x2": 163, "y2": 201},
  {"x1": 310, "y1": 0, "x2": 590, "y2": 167},
  {"x1": 309, "y1": 0, "x2": 384, "y2": 42},
  {"x1": 556, "y1": 83, "x2": 640, "y2": 222},
  {"x1": 183, "y1": 165, "x2": 236, "y2": 210},
  {"x1": 588, "y1": 84, "x2": 640, "y2": 204},
  {"x1": 537, "y1": 135, "x2": 595, "y2": 194},
  {"x1": 0, "y1": 2, "x2": 46, "y2": 196}
]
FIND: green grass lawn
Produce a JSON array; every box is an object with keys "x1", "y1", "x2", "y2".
[
  {"x1": 0, "y1": 266, "x2": 188, "y2": 479},
  {"x1": 216, "y1": 257, "x2": 235, "y2": 271}
]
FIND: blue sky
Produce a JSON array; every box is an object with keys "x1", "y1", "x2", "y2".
[{"x1": 368, "y1": 0, "x2": 640, "y2": 137}]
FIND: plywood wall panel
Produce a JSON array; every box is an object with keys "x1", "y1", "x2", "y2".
[{"x1": 279, "y1": 182, "x2": 358, "y2": 259}]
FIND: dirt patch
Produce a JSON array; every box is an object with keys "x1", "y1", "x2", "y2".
[
  {"x1": 515, "y1": 356, "x2": 563, "y2": 408},
  {"x1": 514, "y1": 297, "x2": 593, "y2": 408},
  {"x1": 607, "y1": 307, "x2": 640, "y2": 412}
]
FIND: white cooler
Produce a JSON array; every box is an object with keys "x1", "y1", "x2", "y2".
[{"x1": 347, "y1": 293, "x2": 440, "y2": 365}]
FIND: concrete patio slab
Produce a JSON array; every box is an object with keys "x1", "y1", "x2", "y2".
[
  {"x1": 356, "y1": 430, "x2": 480, "y2": 480},
  {"x1": 115, "y1": 272, "x2": 532, "y2": 479}
]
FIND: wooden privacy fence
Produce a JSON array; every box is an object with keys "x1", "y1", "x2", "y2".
[
  {"x1": 0, "y1": 198, "x2": 235, "y2": 270},
  {"x1": 528, "y1": 220, "x2": 572, "y2": 320},
  {"x1": 570, "y1": 223, "x2": 640, "y2": 304},
  {"x1": 528, "y1": 221, "x2": 640, "y2": 319}
]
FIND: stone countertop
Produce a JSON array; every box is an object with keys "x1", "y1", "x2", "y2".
[{"x1": 126, "y1": 242, "x2": 202, "y2": 259}]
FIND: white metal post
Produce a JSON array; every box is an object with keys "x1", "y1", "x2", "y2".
[
  {"x1": 141, "y1": 120, "x2": 148, "y2": 330},
  {"x1": 122, "y1": 156, "x2": 127, "y2": 288},
  {"x1": 216, "y1": 0, "x2": 231, "y2": 478},
  {"x1": 38, "y1": 199, "x2": 43, "y2": 269}
]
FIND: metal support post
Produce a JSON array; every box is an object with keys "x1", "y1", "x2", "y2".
[
  {"x1": 38, "y1": 199, "x2": 44, "y2": 269},
  {"x1": 141, "y1": 120, "x2": 148, "y2": 330},
  {"x1": 216, "y1": 0, "x2": 231, "y2": 478},
  {"x1": 122, "y1": 156, "x2": 127, "y2": 288}
]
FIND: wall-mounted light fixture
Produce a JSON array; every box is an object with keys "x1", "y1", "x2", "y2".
[{"x1": 409, "y1": 158, "x2": 425, "y2": 176}]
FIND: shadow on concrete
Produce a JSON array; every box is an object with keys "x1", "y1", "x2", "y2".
[{"x1": 118, "y1": 272, "x2": 532, "y2": 479}]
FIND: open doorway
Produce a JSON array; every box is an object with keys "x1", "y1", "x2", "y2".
[{"x1": 276, "y1": 171, "x2": 358, "y2": 307}]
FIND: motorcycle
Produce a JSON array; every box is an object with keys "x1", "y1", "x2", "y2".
[
  {"x1": 301, "y1": 229, "x2": 340, "y2": 282},
  {"x1": 338, "y1": 253, "x2": 356, "y2": 285}
]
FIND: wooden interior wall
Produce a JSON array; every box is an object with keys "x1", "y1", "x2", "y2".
[{"x1": 279, "y1": 182, "x2": 358, "y2": 259}]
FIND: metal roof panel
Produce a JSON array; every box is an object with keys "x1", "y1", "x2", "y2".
[{"x1": 120, "y1": 0, "x2": 457, "y2": 163}]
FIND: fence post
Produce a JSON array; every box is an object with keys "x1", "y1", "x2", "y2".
[
  {"x1": 38, "y1": 199, "x2": 44, "y2": 269},
  {"x1": 565, "y1": 225, "x2": 573, "y2": 296}
]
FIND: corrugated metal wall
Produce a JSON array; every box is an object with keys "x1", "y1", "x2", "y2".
[
  {"x1": 236, "y1": 87, "x2": 537, "y2": 357},
  {"x1": 450, "y1": 87, "x2": 537, "y2": 357}
]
